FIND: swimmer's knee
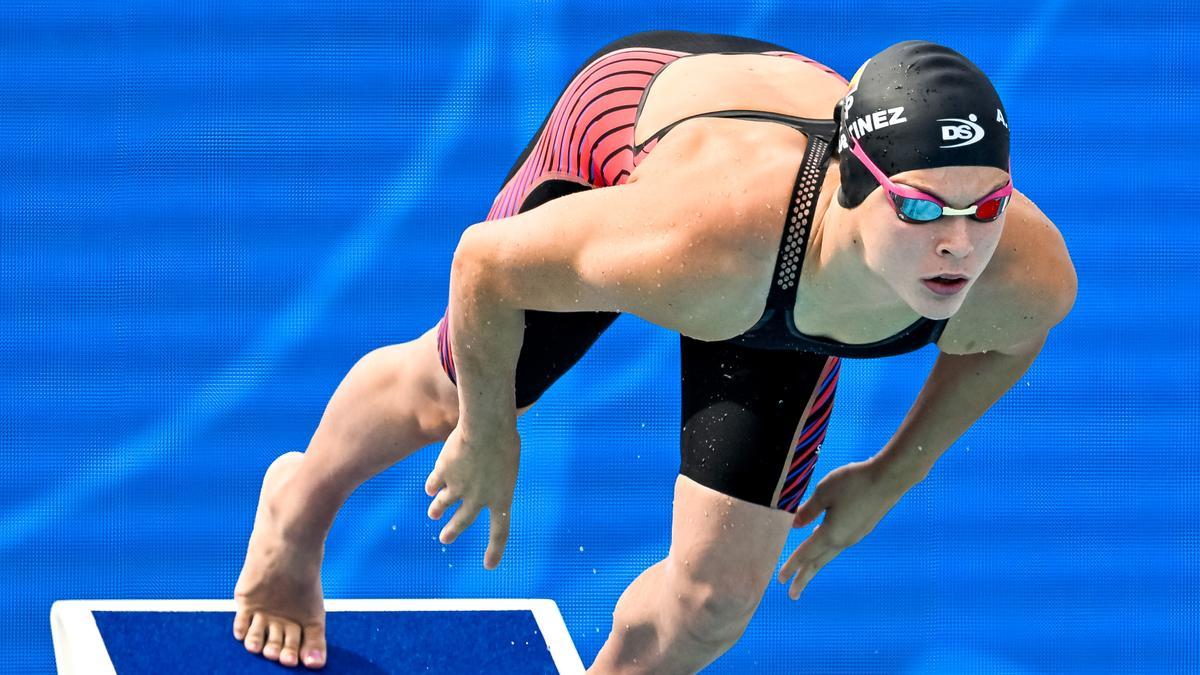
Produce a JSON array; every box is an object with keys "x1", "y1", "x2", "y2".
[
  {"x1": 354, "y1": 342, "x2": 460, "y2": 442},
  {"x1": 664, "y1": 557, "x2": 761, "y2": 644}
]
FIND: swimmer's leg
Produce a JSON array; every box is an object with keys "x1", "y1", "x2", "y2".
[
  {"x1": 233, "y1": 175, "x2": 620, "y2": 667},
  {"x1": 588, "y1": 476, "x2": 794, "y2": 674},
  {"x1": 588, "y1": 336, "x2": 838, "y2": 674},
  {"x1": 233, "y1": 325, "x2": 473, "y2": 668},
  {"x1": 234, "y1": 307, "x2": 618, "y2": 668}
]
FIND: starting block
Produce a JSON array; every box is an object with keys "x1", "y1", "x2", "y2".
[{"x1": 51, "y1": 599, "x2": 586, "y2": 674}]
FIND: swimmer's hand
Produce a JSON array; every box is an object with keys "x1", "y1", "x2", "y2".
[
  {"x1": 777, "y1": 459, "x2": 905, "y2": 600},
  {"x1": 424, "y1": 422, "x2": 520, "y2": 570}
]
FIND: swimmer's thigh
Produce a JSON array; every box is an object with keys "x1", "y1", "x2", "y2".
[{"x1": 669, "y1": 336, "x2": 842, "y2": 599}]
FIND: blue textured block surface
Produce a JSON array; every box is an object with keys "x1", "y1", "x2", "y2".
[{"x1": 92, "y1": 611, "x2": 557, "y2": 674}]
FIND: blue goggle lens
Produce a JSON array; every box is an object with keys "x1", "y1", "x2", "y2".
[{"x1": 894, "y1": 195, "x2": 943, "y2": 222}]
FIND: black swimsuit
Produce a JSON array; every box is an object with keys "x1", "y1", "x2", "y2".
[{"x1": 436, "y1": 30, "x2": 946, "y2": 512}]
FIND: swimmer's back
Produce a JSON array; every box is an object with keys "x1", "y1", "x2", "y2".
[{"x1": 631, "y1": 49, "x2": 847, "y2": 153}]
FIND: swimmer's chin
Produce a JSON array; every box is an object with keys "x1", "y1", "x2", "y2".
[
  {"x1": 913, "y1": 298, "x2": 965, "y2": 321},
  {"x1": 906, "y1": 289, "x2": 967, "y2": 321}
]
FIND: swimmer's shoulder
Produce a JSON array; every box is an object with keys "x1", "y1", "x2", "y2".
[
  {"x1": 624, "y1": 117, "x2": 818, "y2": 337},
  {"x1": 936, "y1": 190, "x2": 1078, "y2": 356}
]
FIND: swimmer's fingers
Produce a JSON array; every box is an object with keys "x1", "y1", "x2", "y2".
[
  {"x1": 786, "y1": 546, "x2": 839, "y2": 600},
  {"x1": 791, "y1": 492, "x2": 826, "y2": 529},
  {"x1": 439, "y1": 499, "x2": 483, "y2": 545},
  {"x1": 484, "y1": 505, "x2": 511, "y2": 570},
  {"x1": 424, "y1": 463, "x2": 446, "y2": 498},
  {"x1": 778, "y1": 523, "x2": 841, "y2": 599},
  {"x1": 427, "y1": 486, "x2": 460, "y2": 521}
]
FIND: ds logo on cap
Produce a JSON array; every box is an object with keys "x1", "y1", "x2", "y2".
[{"x1": 938, "y1": 114, "x2": 985, "y2": 148}]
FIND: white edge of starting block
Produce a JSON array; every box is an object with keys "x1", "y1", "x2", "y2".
[
  {"x1": 50, "y1": 601, "x2": 117, "y2": 675},
  {"x1": 50, "y1": 599, "x2": 585, "y2": 675}
]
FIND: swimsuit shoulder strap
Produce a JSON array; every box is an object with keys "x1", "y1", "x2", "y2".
[
  {"x1": 760, "y1": 132, "x2": 833, "y2": 317},
  {"x1": 633, "y1": 109, "x2": 837, "y2": 153}
]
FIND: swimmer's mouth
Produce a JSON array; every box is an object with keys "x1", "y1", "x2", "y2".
[{"x1": 922, "y1": 274, "x2": 969, "y2": 296}]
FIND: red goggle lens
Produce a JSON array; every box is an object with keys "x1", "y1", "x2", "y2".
[{"x1": 972, "y1": 195, "x2": 1009, "y2": 221}]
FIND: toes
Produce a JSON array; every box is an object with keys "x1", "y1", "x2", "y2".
[
  {"x1": 243, "y1": 613, "x2": 266, "y2": 654},
  {"x1": 279, "y1": 623, "x2": 301, "y2": 667},
  {"x1": 300, "y1": 622, "x2": 328, "y2": 669},
  {"x1": 232, "y1": 608, "x2": 251, "y2": 641},
  {"x1": 263, "y1": 621, "x2": 284, "y2": 661}
]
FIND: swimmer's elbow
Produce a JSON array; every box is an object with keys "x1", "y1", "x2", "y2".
[
  {"x1": 450, "y1": 224, "x2": 503, "y2": 301},
  {"x1": 1056, "y1": 259, "x2": 1079, "y2": 323},
  {"x1": 451, "y1": 217, "x2": 617, "y2": 312}
]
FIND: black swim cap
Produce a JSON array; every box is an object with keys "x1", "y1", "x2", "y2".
[{"x1": 834, "y1": 40, "x2": 1010, "y2": 208}]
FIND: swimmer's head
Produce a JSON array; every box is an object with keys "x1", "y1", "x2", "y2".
[{"x1": 833, "y1": 40, "x2": 1010, "y2": 209}]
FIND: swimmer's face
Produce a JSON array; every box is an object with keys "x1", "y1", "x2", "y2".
[{"x1": 856, "y1": 165, "x2": 1010, "y2": 320}]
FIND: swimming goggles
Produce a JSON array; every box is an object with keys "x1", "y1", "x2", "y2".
[{"x1": 844, "y1": 133, "x2": 1013, "y2": 223}]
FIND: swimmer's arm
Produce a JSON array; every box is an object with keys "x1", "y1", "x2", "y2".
[
  {"x1": 872, "y1": 206, "x2": 1078, "y2": 488},
  {"x1": 449, "y1": 179, "x2": 738, "y2": 434},
  {"x1": 870, "y1": 339, "x2": 1047, "y2": 489}
]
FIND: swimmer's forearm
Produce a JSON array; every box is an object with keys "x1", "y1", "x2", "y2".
[
  {"x1": 873, "y1": 342, "x2": 1043, "y2": 489},
  {"x1": 447, "y1": 229, "x2": 524, "y2": 435}
]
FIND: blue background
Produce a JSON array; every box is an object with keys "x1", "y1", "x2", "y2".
[{"x1": 2, "y1": 1, "x2": 1197, "y2": 673}]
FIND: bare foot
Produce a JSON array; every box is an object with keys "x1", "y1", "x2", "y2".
[{"x1": 233, "y1": 451, "x2": 328, "y2": 669}]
